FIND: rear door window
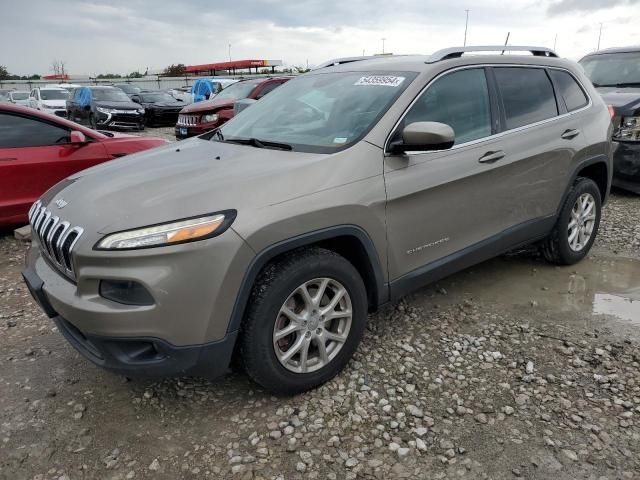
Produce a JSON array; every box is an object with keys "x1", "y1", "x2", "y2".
[
  {"x1": 494, "y1": 67, "x2": 558, "y2": 130},
  {"x1": 0, "y1": 113, "x2": 70, "y2": 148},
  {"x1": 403, "y1": 68, "x2": 492, "y2": 145},
  {"x1": 548, "y1": 70, "x2": 589, "y2": 112}
]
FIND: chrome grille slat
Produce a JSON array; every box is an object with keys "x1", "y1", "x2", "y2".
[
  {"x1": 177, "y1": 114, "x2": 199, "y2": 126},
  {"x1": 28, "y1": 201, "x2": 83, "y2": 281}
]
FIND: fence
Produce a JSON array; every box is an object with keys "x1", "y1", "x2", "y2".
[{"x1": 0, "y1": 74, "x2": 288, "y2": 91}]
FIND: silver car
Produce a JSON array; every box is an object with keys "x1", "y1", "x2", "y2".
[{"x1": 23, "y1": 46, "x2": 613, "y2": 394}]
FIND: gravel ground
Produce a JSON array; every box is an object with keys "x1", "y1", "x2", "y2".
[{"x1": 1, "y1": 191, "x2": 639, "y2": 480}]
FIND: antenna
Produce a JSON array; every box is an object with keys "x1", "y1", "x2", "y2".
[{"x1": 501, "y1": 32, "x2": 511, "y2": 55}]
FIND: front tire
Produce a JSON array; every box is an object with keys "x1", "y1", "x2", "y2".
[
  {"x1": 541, "y1": 177, "x2": 601, "y2": 265},
  {"x1": 89, "y1": 113, "x2": 97, "y2": 130},
  {"x1": 240, "y1": 248, "x2": 368, "y2": 394}
]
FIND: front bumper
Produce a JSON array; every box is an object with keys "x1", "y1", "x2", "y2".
[
  {"x1": 612, "y1": 141, "x2": 640, "y2": 194},
  {"x1": 22, "y1": 227, "x2": 254, "y2": 377},
  {"x1": 23, "y1": 263, "x2": 237, "y2": 377},
  {"x1": 175, "y1": 121, "x2": 219, "y2": 139},
  {"x1": 97, "y1": 111, "x2": 145, "y2": 130}
]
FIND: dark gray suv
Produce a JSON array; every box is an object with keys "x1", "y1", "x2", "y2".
[{"x1": 23, "y1": 46, "x2": 613, "y2": 394}]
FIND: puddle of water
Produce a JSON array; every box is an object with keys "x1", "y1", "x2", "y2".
[
  {"x1": 411, "y1": 253, "x2": 640, "y2": 329},
  {"x1": 593, "y1": 294, "x2": 640, "y2": 324}
]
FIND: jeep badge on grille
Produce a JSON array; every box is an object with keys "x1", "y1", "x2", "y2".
[{"x1": 55, "y1": 199, "x2": 68, "y2": 209}]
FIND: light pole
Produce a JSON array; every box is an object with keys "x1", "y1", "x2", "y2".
[
  {"x1": 597, "y1": 23, "x2": 603, "y2": 51},
  {"x1": 228, "y1": 43, "x2": 232, "y2": 62},
  {"x1": 381, "y1": 37, "x2": 386, "y2": 54},
  {"x1": 464, "y1": 9, "x2": 470, "y2": 46},
  {"x1": 553, "y1": 33, "x2": 557, "y2": 51}
]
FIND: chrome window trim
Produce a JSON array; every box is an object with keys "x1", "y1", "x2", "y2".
[{"x1": 383, "y1": 63, "x2": 593, "y2": 156}]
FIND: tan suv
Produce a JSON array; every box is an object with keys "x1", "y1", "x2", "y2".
[{"x1": 23, "y1": 46, "x2": 613, "y2": 394}]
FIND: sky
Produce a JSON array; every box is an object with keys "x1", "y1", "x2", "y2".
[{"x1": 1, "y1": 0, "x2": 639, "y2": 76}]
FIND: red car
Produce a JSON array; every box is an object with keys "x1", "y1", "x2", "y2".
[
  {"x1": 0, "y1": 105, "x2": 167, "y2": 228},
  {"x1": 175, "y1": 76, "x2": 291, "y2": 139}
]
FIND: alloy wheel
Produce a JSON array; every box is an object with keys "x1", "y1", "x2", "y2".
[
  {"x1": 272, "y1": 278, "x2": 352, "y2": 374},
  {"x1": 567, "y1": 192, "x2": 596, "y2": 252}
]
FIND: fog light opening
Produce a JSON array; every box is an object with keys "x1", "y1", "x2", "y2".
[{"x1": 99, "y1": 280, "x2": 155, "y2": 306}]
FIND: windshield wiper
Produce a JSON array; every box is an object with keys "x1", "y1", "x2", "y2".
[
  {"x1": 594, "y1": 82, "x2": 640, "y2": 88},
  {"x1": 225, "y1": 137, "x2": 293, "y2": 151}
]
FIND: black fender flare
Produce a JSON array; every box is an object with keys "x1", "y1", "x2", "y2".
[
  {"x1": 226, "y1": 225, "x2": 388, "y2": 334},
  {"x1": 557, "y1": 154, "x2": 611, "y2": 214}
]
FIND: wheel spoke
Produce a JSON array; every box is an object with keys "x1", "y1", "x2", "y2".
[
  {"x1": 568, "y1": 227, "x2": 579, "y2": 243},
  {"x1": 324, "y1": 330, "x2": 348, "y2": 343},
  {"x1": 315, "y1": 337, "x2": 329, "y2": 364},
  {"x1": 312, "y1": 278, "x2": 330, "y2": 307},
  {"x1": 322, "y1": 309, "x2": 352, "y2": 323},
  {"x1": 280, "y1": 306, "x2": 304, "y2": 324},
  {"x1": 568, "y1": 219, "x2": 578, "y2": 229},
  {"x1": 299, "y1": 338, "x2": 311, "y2": 373},
  {"x1": 280, "y1": 335, "x2": 306, "y2": 363},
  {"x1": 274, "y1": 322, "x2": 301, "y2": 341},
  {"x1": 320, "y1": 287, "x2": 346, "y2": 315},
  {"x1": 297, "y1": 283, "x2": 315, "y2": 310}
]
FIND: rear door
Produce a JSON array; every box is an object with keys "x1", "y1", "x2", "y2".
[
  {"x1": 0, "y1": 111, "x2": 110, "y2": 225},
  {"x1": 490, "y1": 66, "x2": 585, "y2": 222}
]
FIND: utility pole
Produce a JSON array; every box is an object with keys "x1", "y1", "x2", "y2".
[
  {"x1": 553, "y1": 33, "x2": 558, "y2": 51},
  {"x1": 228, "y1": 43, "x2": 232, "y2": 62},
  {"x1": 597, "y1": 23, "x2": 603, "y2": 51},
  {"x1": 464, "y1": 10, "x2": 470, "y2": 46},
  {"x1": 381, "y1": 37, "x2": 386, "y2": 54}
]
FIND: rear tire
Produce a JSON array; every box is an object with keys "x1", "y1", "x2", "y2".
[
  {"x1": 541, "y1": 177, "x2": 601, "y2": 265},
  {"x1": 240, "y1": 247, "x2": 368, "y2": 395}
]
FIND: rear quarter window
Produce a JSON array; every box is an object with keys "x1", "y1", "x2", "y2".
[
  {"x1": 548, "y1": 70, "x2": 589, "y2": 112},
  {"x1": 494, "y1": 67, "x2": 558, "y2": 130}
]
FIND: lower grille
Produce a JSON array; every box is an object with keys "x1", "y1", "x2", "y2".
[{"x1": 29, "y1": 200, "x2": 83, "y2": 281}]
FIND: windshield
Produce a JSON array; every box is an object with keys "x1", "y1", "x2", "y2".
[
  {"x1": 116, "y1": 84, "x2": 141, "y2": 94},
  {"x1": 92, "y1": 88, "x2": 131, "y2": 102},
  {"x1": 580, "y1": 52, "x2": 640, "y2": 87},
  {"x1": 40, "y1": 89, "x2": 69, "y2": 100},
  {"x1": 12, "y1": 92, "x2": 29, "y2": 100},
  {"x1": 214, "y1": 81, "x2": 259, "y2": 101},
  {"x1": 140, "y1": 93, "x2": 176, "y2": 103},
  {"x1": 217, "y1": 71, "x2": 415, "y2": 153}
]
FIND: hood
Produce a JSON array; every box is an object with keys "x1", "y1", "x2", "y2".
[
  {"x1": 95, "y1": 100, "x2": 140, "y2": 110},
  {"x1": 42, "y1": 99, "x2": 66, "y2": 107},
  {"x1": 595, "y1": 87, "x2": 640, "y2": 116},
  {"x1": 180, "y1": 98, "x2": 234, "y2": 114},
  {"x1": 144, "y1": 101, "x2": 183, "y2": 109},
  {"x1": 42, "y1": 138, "x2": 333, "y2": 234}
]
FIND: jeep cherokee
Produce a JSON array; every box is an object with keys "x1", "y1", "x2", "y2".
[{"x1": 23, "y1": 46, "x2": 613, "y2": 394}]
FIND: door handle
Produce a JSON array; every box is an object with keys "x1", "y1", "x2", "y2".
[
  {"x1": 0, "y1": 157, "x2": 17, "y2": 161},
  {"x1": 478, "y1": 150, "x2": 505, "y2": 164},
  {"x1": 561, "y1": 129, "x2": 580, "y2": 140}
]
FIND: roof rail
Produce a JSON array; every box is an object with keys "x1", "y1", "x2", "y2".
[
  {"x1": 426, "y1": 46, "x2": 559, "y2": 63},
  {"x1": 314, "y1": 56, "x2": 379, "y2": 69}
]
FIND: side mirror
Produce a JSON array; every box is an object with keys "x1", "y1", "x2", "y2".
[
  {"x1": 69, "y1": 130, "x2": 87, "y2": 144},
  {"x1": 389, "y1": 121, "x2": 455, "y2": 153},
  {"x1": 131, "y1": 96, "x2": 141, "y2": 103},
  {"x1": 176, "y1": 98, "x2": 184, "y2": 102}
]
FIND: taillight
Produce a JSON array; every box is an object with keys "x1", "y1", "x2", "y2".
[{"x1": 607, "y1": 105, "x2": 615, "y2": 120}]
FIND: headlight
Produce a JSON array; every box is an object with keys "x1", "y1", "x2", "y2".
[
  {"x1": 97, "y1": 106, "x2": 115, "y2": 114},
  {"x1": 202, "y1": 113, "x2": 219, "y2": 123},
  {"x1": 137, "y1": 108, "x2": 145, "y2": 114},
  {"x1": 614, "y1": 116, "x2": 640, "y2": 142},
  {"x1": 95, "y1": 211, "x2": 236, "y2": 250}
]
